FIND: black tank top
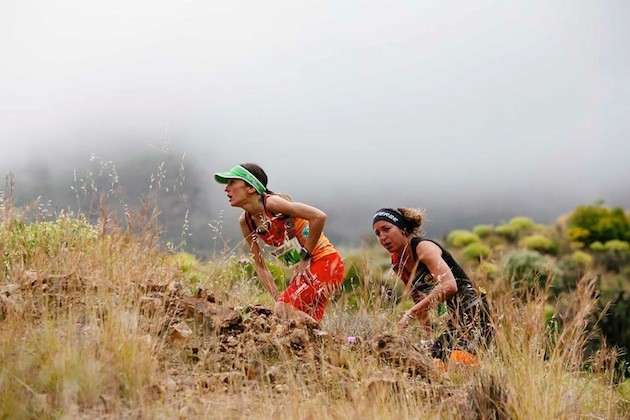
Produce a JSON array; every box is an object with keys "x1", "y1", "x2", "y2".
[{"x1": 392, "y1": 237, "x2": 478, "y2": 310}]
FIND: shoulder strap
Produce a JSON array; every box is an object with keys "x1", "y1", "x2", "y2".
[
  {"x1": 251, "y1": 195, "x2": 303, "y2": 245},
  {"x1": 262, "y1": 193, "x2": 292, "y2": 220},
  {"x1": 244, "y1": 211, "x2": 256, "y2": 233},
  {"x1": 410, "y1": 236, "x2": 422, "y2": 261},
  {"x1": 245, "y1": 195, "x2": 272, "y2": 233},
  {"x1": 391, "y1": 252, "x2": 400, "y2": 268}
]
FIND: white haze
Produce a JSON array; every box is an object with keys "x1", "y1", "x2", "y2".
[{"x1": 1, "y1": 1, "x2": 629, "y2": 242}]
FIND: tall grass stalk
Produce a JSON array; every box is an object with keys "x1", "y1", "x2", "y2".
[
  {"x1": 477, "y1": 276, "x2": 621, "y2": 418},
  {"x1": 0, "y1": 190, "x2": 627, "y2": 418}
]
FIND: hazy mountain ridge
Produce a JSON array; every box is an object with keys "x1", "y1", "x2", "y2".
[{"x1": 4, "y1": 147, "x2": 629, "y2": 256}]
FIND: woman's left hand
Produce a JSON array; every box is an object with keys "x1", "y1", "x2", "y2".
[
  {"x1": 295, "y1": 259, "x2": 314, "y2": 284},
  {"x1": 396, "y1": 312, "x2": 413, "y2": 332}
]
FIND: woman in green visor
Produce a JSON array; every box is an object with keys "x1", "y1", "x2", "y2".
[{"x1": 214, "y1": 163, "x2": 344, "y2": 323}]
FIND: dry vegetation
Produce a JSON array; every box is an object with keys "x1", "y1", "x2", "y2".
[{"x1": 1, "y1": 188, "x2": 629, "y2": 419}]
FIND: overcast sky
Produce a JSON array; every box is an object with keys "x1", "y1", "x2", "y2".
[{"x1": 1, "y1": 1, "x2": 629, "y2": 230}]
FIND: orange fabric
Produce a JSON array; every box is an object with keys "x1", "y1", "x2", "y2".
[
  {"x1": 247, "y1": 196, "x2": 337, "y2": 262},
  {"x1": 278, "y1": 253, "x2": 345, "y2": 321},
  {"x1": 448, "y1": 350, "x2": 478, "y2": 367}
]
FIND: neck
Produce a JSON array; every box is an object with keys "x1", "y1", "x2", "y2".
[
  {"x1": 241, "y1": 194, "x2": 264, "y2": 216},
  {"x1": 397, "y1": 237, "x2": 413, "y2": 259}
]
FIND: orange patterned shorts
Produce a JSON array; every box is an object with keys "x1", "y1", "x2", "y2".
[{"x1": 278, "y1": 252, "x2": 345, "y2": 321}]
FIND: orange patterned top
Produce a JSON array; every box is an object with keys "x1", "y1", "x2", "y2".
[{"x1": 244, "y1": 195, "x2": 337, "y2": 262}]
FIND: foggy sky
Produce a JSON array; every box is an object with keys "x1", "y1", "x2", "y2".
[{"x1": 1, "y1": 1, "x2": 629, "y2": 239}]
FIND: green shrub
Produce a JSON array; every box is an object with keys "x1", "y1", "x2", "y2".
[
  {"x1": 473, "y1": 224, "x2": 494, "y2": 238},
  {"x1": 589, "y1": 241, "x2": 606, "y2": 252},
  {"x1": 495, "y1": 224, "x2": 514, "y2": 239},
  {"x1": 509, "y1": 217, "x2": 535, "y2": 231},
  {"x1": 619, "y1": 379, "x2": 630, "y2": 402},
  {"x1": 570, "y1": 250, "x2": 594, "y2": 268},
  {"x1": 602, "y1": 240, "x2": 629, "y2": 271},
  {"x1": 544, "y1": 303, "x2": 557, "y2": 326},
  {"x1": 567, "y1": 204, "x2": 629, "y2": 246},
  {"x1": 599, "y1": 290, "x2": 630, "y2": 369},
  {"x1": 588, "y1": 239, "x2": 630, "y2": 271},
  {"x1": 220, "y1": 256, "x2": 286, "y2": 292},
  {"x1": 495, "y1": 216, "x2": 535, "y2": 242},
  {"x1": 518, "y1": 234, "x2": 557, "y2": 254},
  {"x1": 555, "y1": 251, "x2": 594, "y2": 293},
  {"x1": 476, "y1": 261, "x2": 499, "y2": 279},
  {"x1": 462, "y1": 242, "x2": 491, "y2": 261},
  {"x1": 446, "y1": 229, "x2": 480, "y2": 248},
  {"x1": 568, "y1": 227, "x2": 590, "y2": 243},
  {"x1": 174, "y1": 252, "x2": 197, "y2": 273},
  {"x1": 338, "y1": 252, "x2": 392, "y2": 310},
  {"x1": 604, "y1": 239, "x2": 629, "y2": 253},
  {"x1": 1, "y1": 216, "x2": 97, "y2": 270},
  {"x1": 342, "y1": 254, "x2": 363, "y2": 291},
  {"x1": 173, "y1": 252, "x2": 205, "y2": 291},
  {"x1": 501, "y1": 249, "x2": 560, "y2": 289}
]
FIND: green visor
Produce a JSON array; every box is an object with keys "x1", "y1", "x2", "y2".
[{"x1": 214, "y1": 165, "x2": 266, "y2": 195}]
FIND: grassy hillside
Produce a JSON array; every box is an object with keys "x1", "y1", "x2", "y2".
[{"x1": 0, "y1": 191, "x2": 628, "y2": 418}]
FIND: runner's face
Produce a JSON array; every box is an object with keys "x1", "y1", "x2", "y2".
[
  {"x1": 224, "y1": 179, "x2": 252, "y2": 207},
  {"x1": 373, "y1": 221, "x2": 407, "y2": 254}
]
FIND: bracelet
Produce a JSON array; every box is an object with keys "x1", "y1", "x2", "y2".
[
  {"x1": 405, "y1": 311, "x2": 414, "y2": 319},
  {"x1": 299, "y1": 247, "x2": 312, "y2": 261}
]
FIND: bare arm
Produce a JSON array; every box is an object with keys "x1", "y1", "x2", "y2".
[
  {"x1": 239, "y1": 213, "x2": 280, "y2": 300},
  {"x1": 397, "y1": 241, "x2": 458, "y2": 331},
  {"x1": 264, "y1": 195, "x2": 327, "y2": 255},
  {"x1": 411, "y1": 291, "x2": 431, "y2": 330}
]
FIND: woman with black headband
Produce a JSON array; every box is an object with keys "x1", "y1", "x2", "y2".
[
  {"x1": 372, "y1": 207, "x2": 491, "y2": 364},
  {"x1": 214, "y1": 163, "x2": 345, "y2": 323}
]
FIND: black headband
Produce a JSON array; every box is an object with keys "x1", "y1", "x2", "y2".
[{"x1": 372, "y1": 208, "x2": 408, "y2": 230}]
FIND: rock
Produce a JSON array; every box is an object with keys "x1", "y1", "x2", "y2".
[
  {"x1": 365, "y1": 377, "x2": 403, "y2": 396},
  {"x1": 245, "y1": 359, "x2": 264, "y2": 380},
  {"x1": 169, "y1": 321, "x2": 194, "y2": 342},
  {"x1": 371, "y1": 333, "x2": 438, "y2": 380},
  {"x1": 182, "y1": 297, "x2": 243, "y2": 333},
  {"x1": 245, "y1": 305, "x2": 274, "y2": 317}
]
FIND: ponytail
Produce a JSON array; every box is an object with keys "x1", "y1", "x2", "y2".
[{"x1": 398, "y1": 207, "x2": 426, "y2": 236}]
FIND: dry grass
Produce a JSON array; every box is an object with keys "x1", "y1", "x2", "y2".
[{"x1": 0, "y1": 196, "x2": 628, "y2": 419}]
